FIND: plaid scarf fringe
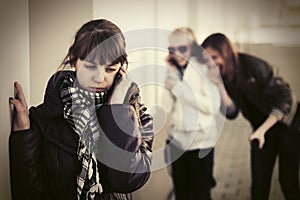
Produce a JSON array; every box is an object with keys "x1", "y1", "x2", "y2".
[{"x1": 60, "y1": 74, "x2": 106, "y2": 200}]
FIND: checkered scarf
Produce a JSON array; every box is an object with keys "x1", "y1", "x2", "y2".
[{"x1": 60, "y1": 73, "x2": 107, "y2": 200}]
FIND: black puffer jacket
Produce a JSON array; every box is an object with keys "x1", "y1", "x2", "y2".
[
  {"x1": 224, "y1": 53, "x2": 294, "y2": 129},
  {"x1": 9, "y1": 71, "x2": 154, "y2": 200}
]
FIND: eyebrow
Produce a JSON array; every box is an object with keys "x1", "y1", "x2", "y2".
[
  {"x1": 84, "y1": 60, "x2": 120, "y2": 68},
  {"x1": 84, "y1": 60, "x2": 97, "y2": 65}
]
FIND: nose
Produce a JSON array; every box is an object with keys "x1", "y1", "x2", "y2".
[{"x1": 93, "y1": 68, "x2": 105, "y2": 83}]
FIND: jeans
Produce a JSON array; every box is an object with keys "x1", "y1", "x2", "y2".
[
  {"x1": 170, "y1": 146, "x2": 216, "y2": 200},
  {"x1": 250, "y1": 123, "x2": 300, "y2": 200}
]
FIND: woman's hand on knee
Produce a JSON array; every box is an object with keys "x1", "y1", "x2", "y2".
[{"x1": 249, "y1": 129, "x2": 266, "y2": 149}]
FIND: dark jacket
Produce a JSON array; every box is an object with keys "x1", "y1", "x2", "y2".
[
  {"x1": 224, "y1": 53, "x2": 296, "y2": 129},
  {"x1": 9, "y1": 71, "x2": 154, "y2": 200}
]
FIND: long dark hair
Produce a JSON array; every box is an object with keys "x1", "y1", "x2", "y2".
[
  {"x1": 202, "y1": 33, "x2": 238, "y2": 82},
  {"x1": 61, "y1": 19, "x2": 128, "y2": 69}
]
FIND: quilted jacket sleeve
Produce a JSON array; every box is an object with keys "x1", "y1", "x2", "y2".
[
  {"x1": 97, "y1": 83, "x2": 154, "y2": 193},
  {"x1": 9, "y1": 107, "x2": 43, "y2": 200}
]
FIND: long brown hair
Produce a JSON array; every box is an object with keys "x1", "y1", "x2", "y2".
[
  {"x1": 61, "y1": 19, "x2": 128, "y2": 69},
  {"x1": 202, "y1": 33, "x2": 238, "y2": 81}
]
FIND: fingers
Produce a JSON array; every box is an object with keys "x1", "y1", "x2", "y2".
[
  {"x1": 258, "y1": 138, "x2": 265, "y2": 149},
  {"x1": 109, "y1": 67, "x2": 132, "y2": 104},
  {"x1": 165, "y1": 55, "x2": 177, "y2": 70},
  {"x1": 165, "y1": 54, "x2": 172, "y2": 64},
  {"x1": 9, "y1": 98, "x2": 26, "y2": 113},
  {"x1": 9, "y1": 82, "x2": 30, "y2": 131},
  {"x1": 9, "y1": 82, "x2": 28, "y2": 114},
  {"x1": 14, "y1": 82, "x2": 27, "y2": 107},
  {"x1": 248, "y1": 134, "x2": 255, "y2": 142},
  {"x1": 119, "y1": 66, "x2": 126, "y2": 77},
  {"x1": 129, "y1": 106, "x2": 139, "y2": 126},
  {"x1": 119, "y1": 66, "x2": 132, "y2": 81},
  {"x1": 249, "y1": 135, "x2": 265, "y2": 149}
]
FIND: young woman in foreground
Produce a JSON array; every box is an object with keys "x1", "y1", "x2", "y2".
[{"x1": 9, "y1": 19, "x2": 154, "y2": 200}]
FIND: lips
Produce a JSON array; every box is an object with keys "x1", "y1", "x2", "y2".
[{"x1": 90, "y1": 87, "x2": 106, "y2": 92}]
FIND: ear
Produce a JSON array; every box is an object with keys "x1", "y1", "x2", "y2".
[
  {"x1": 117, "y1": 62, "x2": 123, "y2": 70},
  {"x1": 68, "y1": 54, "x2": 76, "y2": 68},
  {"x1": 123, "y1": 62, "x2": 129, "y2": 70},
  {"x1": 74, "y1": 58, "x2": 81, "y2": 70}
]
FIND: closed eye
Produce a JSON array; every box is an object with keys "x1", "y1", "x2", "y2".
[
  {"x1": 105, "y1": 67, "x2": 117, "y2": 72},
  {"x1": 105, "y1": 62, "x2": 120, "y2": 72},
  {"x1": 85, "y1": 65, "x2": 97, "y2": 70},
  {"x1": 212, "y1": 56, "x2": 218, "y2": 60}
]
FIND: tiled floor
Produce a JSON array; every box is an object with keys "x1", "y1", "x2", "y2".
[{"x1": 133, "y1": 115, "x2": 288, "y2": 200}]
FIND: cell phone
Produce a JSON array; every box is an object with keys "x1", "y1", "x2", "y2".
[
  {"x1": 114, "y1": 71, "x2": 122, "y2": 85},
  {"x1": 169, "y1": 57, "x2": 181, "y2": 72},
  {"x1": 107, "y1": 70, "x2": 123, "y2": 97}
]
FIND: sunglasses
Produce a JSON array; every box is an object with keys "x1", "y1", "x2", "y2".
[{"x1": 168, "y1": 45, "x2": 189, "y2": 54}]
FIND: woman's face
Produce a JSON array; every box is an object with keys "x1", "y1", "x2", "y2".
[
  {"x1": 205, "y1": 46, "x2": 226, "y2": 75},
  {"x1": 168, "y1": 35, "x2": 192, "y2": 67},
  {"x1": 75, "y1": 59, "x2": 121, "y2": 92}
]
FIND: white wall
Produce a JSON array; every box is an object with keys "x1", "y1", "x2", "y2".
[
  {"x1": 29, "y1": 0, "x2": 93, "y2": 106},
  {"x1": 194, "y1": 0, "x2": 300, "y2": 45},
  {"x1": 0, "y1": 1, "x2": 30, "y2": 199}
]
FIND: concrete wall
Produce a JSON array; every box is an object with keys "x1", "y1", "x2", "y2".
[
  {"x1": 29, "y1": 0, "x2": 93, "y2": 105},
  {"x1": 0, "y1": 1, "x2": 30, "y2": 199}
]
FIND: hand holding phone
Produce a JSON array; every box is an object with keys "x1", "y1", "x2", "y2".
[
  {"x1": 109, "y1": 66, "x2": 132, "y2": 104},
  {"x1": 167, "y1": 55, "x2": 184, "y2": 72},
  {"x1": 169, "y1": 57, "x2": 180, "y2": 69},
  {"x1": 167, "y1": 56, "x2": 184, "y2": 80}
]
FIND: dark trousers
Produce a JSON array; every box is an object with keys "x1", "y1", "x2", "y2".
[
  {"x1": 170, "y1": 146, "x2": 216, "y2": 200},
  {"x1": 250, "y1": 123, "x2": 300, "y2": 200}
]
